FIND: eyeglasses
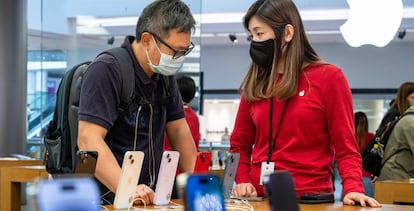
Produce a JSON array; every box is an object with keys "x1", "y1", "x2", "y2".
[{"x1": 148, "y1": 32, "x2": 194, "y2": 60}]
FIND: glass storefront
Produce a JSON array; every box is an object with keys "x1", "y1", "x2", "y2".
[
  {"x1": 26, "y1": 0, "x2": 403, "y2": 158},
  {"x1": 26, "y1": 0, "x2": 201, "y2": 158}
]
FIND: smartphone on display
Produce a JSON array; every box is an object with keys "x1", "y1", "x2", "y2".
[
  {"x1": 74, "y1": 150, "x2": 98, "y2": 175},
  {"x1": 185, "y1": 174, "x2": 225, "y2": 211},
  {"x1": 222, "y1": 152, "x2": 240, "y2": 198},
  {"x1": 194, "y1": 151, "x2": 212, "y2": 174},
  {"x1": 153, "y1": 150, "x2": 180, "y2": 205},
  {"x1": 37, "y1": 177, "x2": 100, "y2": 211},
  {"x1": 263, "y1": 171, "x2": 300, "y2": 211},
  {"x1": 113, "y1": 151, "x2": 145, "y2": 209}
]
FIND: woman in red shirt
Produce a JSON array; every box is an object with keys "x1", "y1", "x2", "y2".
[
  {"x1": 355, "y1": 111, "x2": 375, "y2": 197},
  {"x1": 229, "y1": 0, "x2": 380, "y2": 207}
]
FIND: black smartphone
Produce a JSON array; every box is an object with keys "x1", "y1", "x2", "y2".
[
  {"x1": 74, "y1": 150, "x2": 98, "y2": 175},
  {"x1": 36, "y1": 177, "x2": 100, "y2": 211},
  {"x1": 263, "y1": 171, "x2": 300, "y2": 211},
  {"x1": 185, "y1": 174, "x2": 225, "y2": 211}
]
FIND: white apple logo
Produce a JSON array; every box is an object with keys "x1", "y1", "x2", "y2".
[{"x1": 340, "y1": 0, "x2": 403, "y2": 47}]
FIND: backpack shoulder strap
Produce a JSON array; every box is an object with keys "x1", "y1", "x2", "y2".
[
  {"x1": 101, "y1": 47, "x2": 135, "y2": 115},
  {"x1": 400, "y1": 111, "x2": 414, "y2": 119},
  {"x1": 380, "y1": 111, "x2": 414, "y2": 163},
  {"x1": 384, "y1": 111, "x2": 414, "y2": 136}
]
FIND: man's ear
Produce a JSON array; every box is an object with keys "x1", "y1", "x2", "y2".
[
  {"x1": 284, "y1": 24, "x2": 294, "y2": 43},
  {"x1": 141, "y1": 32, "x2": 153, "y2": 49}
]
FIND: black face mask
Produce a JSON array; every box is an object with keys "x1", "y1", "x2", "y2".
[{"x1": 249, "y1": 39, "x2": 275, "y2": 69}]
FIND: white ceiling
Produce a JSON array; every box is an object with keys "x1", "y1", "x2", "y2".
[{"x1": 28, "y1": 4, "x2": 414, "y2": 50}]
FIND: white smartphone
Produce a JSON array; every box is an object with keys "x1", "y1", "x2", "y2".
[
  {"x1": 153, "y1": 150, "x2": 180, "y2": 205},
  {"x1": 113, "y1": 151, "x2": 145, "y2": 209},
  {"x1": 222, "y1": 152, "x2": 240, "y2": 198}
]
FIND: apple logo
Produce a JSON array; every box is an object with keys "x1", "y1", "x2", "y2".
[{"x1": 340, "y1": 0, "x2": 403, "y2": 47}]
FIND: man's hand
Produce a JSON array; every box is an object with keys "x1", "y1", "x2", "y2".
[
  {"x1": 133, "y1": 184, "x2": 155, "y2": 205},
  {"x1": 232, "y1": 183, "x2": 257, "y2": 197},
  {"x1": 343, "y1": 192, "x2": 382, "y2": 207}
]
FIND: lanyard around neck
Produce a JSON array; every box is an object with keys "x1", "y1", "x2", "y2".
[{"x1": 267, "y1": 97, "x2": 289, "y2": 163}]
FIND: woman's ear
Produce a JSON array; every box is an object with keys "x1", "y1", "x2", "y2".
[{"x1": 284, "y1": 24, "x2": 294, "y2": 43}]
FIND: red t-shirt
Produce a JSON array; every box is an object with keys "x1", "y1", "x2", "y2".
[
  {"x1": 164, "y1": 106, "x2": 200, "y2": 151},
  {"x1": 361, "y1": 132, "x2": 375, "y2": 177},
  {"x1": 230, "y1": 64, "x2": 364, "y2": 197}
]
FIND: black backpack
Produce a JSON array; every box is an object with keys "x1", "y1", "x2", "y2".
[
  {"x1": 362, "y1": 111, "x2": 414, "y2": 176},
  {"x1": 43, "y1": 47, "x2": 135, "y2": 174}
]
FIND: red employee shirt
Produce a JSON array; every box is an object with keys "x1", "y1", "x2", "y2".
[
  {"x1": 230, "y1": 64, "x2": 364, "y2": 198},
  {"x1": 164, "y1": 106, "x2": 200, "y2": 151}
]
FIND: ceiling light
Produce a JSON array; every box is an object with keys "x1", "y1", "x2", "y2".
[
  {"x1": 397, "y1": 29, "x2": 406, "y2": 39},
  {"x1": 229, "y1": 34, "x2": 238, "y2": 43},
  {"x1": 107, "y1": 36, "x2": 114, "y2": 45}
]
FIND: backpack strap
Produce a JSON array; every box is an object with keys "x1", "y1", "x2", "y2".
[
  {"x1": 101, "y1": 47, "x2": 135, "y2": 116},
  {"x1": 400, "y1": 111, "x2": 414, "y2": 119},
  {"x1": 380, "y1": 111, "x2": 414, "y2": 164},
  {"x1": 99, "y1": 47, "x2": 172, "y2": 113}
]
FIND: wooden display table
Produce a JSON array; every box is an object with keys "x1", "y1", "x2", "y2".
[
  {"x1": 104, "y1": 200, "x2": 414, "y2": 210},
  {"x1": 0, "y1": 162, "x2": 48, "y2": 211},
  {"x1": 0, "y1": 159, "x2": 43, "y2": 167},
  {"x1": 375, "y1": 179, "x2": 414, "y2": 204}
]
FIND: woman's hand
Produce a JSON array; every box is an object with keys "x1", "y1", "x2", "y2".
[
  {"x1": 232, "y1": 183, "x2": 258, "y2": 197},
  {"x1": 133, "y1": 184, "x2": 155, "y2": 205},
  {"x1": 343, "y1": 192, "x2": 382, "y2": 207}
]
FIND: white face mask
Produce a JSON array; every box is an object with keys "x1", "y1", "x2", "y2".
[{"x1": 146, "y1": 38, "x2": 184, "y2": 76}]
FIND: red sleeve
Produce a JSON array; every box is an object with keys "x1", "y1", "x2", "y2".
[
  {"x1": 325, "y1": 68, "x2": 364, "y2": 196},
  {"x1": 229, "y1": 95, "x2": 256, "y2": 183}
]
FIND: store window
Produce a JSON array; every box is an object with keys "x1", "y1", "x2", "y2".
[{"x1": 26, "y1": 0, "x2": 201, "y2": 158}]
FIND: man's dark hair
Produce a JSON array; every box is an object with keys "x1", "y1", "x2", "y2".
[
  {"x1": 176, "y1": 75, "x2": 196, "y2": 104},
  {"x1": 135, "y1": 0, "x2": 196, "y2": 41}
]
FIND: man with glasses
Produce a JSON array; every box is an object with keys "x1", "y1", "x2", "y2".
[{"x1": 77, "y1": 0, "x2": 197, "y2": 205}]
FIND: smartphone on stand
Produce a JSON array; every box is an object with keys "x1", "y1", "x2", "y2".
[
  {"x1": 113, "y1": 151, "x2": 145, "y2": 209},
  {"x1": 185, "y1": 174, "x2": 225, "y2": 211},
  {"x1": 222, "y1": 152, "x2": 240, "y2": 198},
  {"x1": 37, "y1": 177, "x2": 100, "y2": 211},
  {"x1": 194, "y1": 151, "x2": 212, "y2": 174},
  {"x1": 74, "y1": 150, "x2": 98, "y2": 175},
  {"x1": 153, "y1": 150, "x2": 180, "y2": 205}
]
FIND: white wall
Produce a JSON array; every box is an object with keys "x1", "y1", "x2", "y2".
[{"x1": 201, "y1": 42, "x2": 414, "y2": 90}]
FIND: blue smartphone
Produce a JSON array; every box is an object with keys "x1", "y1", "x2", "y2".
[
  {"x1": 185, "y1": 174, "x2": 225, "y2": 211},
  {"x1": 36, "y1": 177, "x2": 100, "y2": 211}
]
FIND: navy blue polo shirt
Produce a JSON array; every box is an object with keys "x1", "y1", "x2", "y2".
[{"x1": 78, "y1": 36, "x2": 184, "y2": 202}]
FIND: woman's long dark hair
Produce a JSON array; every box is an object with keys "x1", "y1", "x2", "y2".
[{"x1": 241, "y1": 0, "x2": 322, "y2": 101}]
